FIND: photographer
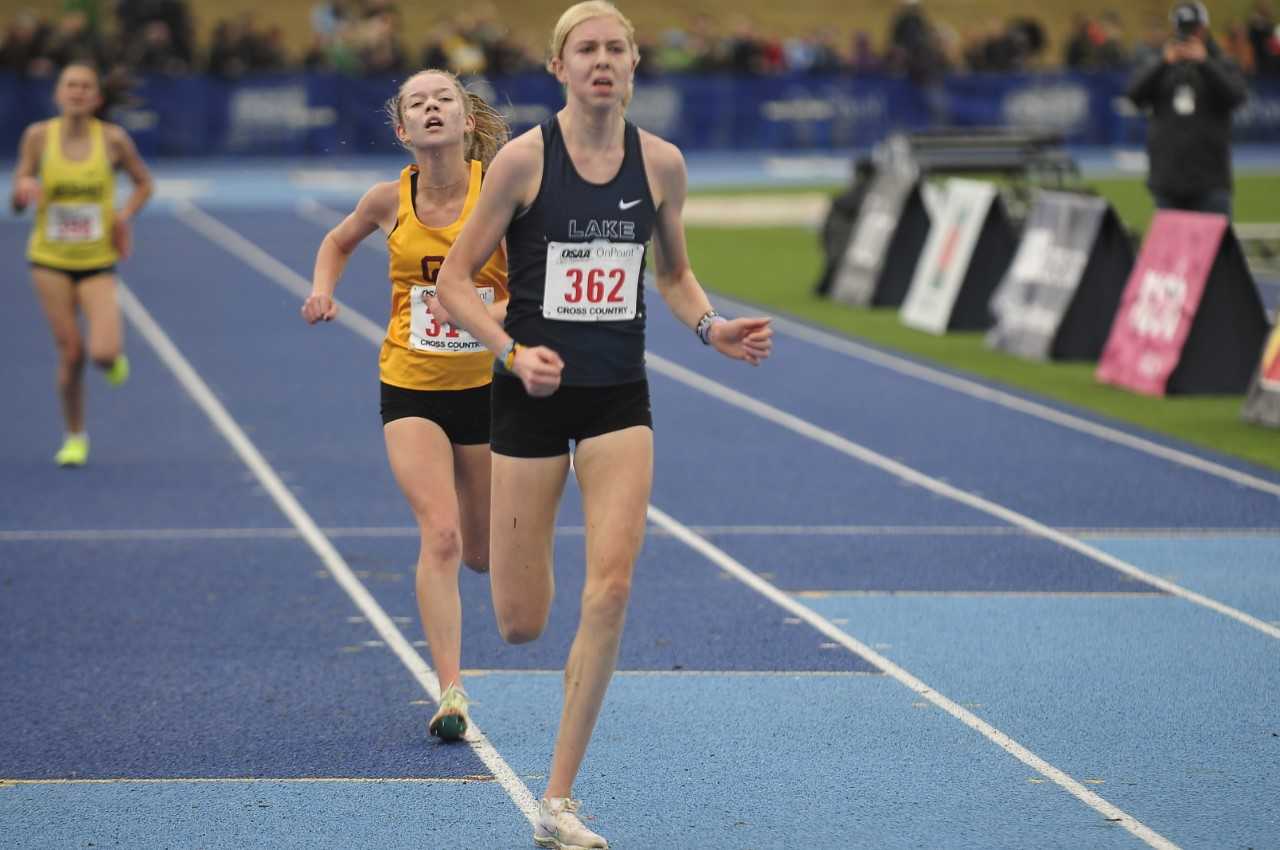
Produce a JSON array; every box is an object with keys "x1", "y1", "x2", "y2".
[{"x1": 1127, "y1": 2, "x2": 1247, "y2": 217}]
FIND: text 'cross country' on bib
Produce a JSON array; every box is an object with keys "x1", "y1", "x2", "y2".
[
  {"x1": 409, "y1": 284, "x2": 493, "y2": 353},
  {"x1": 543, "y1": 241, "x2": 643, "y2": 322},
  {"x1": 46, "y1": 203, "x2": 104, "y2": 243}
]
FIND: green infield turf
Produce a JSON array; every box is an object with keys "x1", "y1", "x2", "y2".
[{"x1": 1086, "y1": 174, "x2": 1280, "y2": 230}]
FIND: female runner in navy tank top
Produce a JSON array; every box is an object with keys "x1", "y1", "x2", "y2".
[{"x1": 436, "y1": 3, "x2": 773, "y2": 848}]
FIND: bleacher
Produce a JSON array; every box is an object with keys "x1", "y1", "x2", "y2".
[{"x1": 0, "y1": 0, "x2": 1217, "y2": 67}]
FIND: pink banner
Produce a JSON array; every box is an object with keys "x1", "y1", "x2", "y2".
[{"x1": 1096, "y1": 211, "x2": 1228, "y2": 396}]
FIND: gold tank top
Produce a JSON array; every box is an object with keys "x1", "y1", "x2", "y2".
[
  {"x1": 27, "y1": 118, "x2": 118, "y2": 270},
  {"x1": 379, "y1": 160, "x2": 508, "y2": 390}
]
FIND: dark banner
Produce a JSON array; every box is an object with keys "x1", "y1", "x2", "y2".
[
  {"x1": 2, "y1": 71, "x2": 1277, "y2": 157},
  {"x1": 829, "y1": 171, "x2": 927, "y2": 307},
  {"x1": 987, "y1": 191, "x2": 1132, "y2": 360}
]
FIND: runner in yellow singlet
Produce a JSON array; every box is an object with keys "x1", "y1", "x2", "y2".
[
  {"x1": 301, "y1": 69, "x2": 509, "y2": 742},
  {"x1": 11, "y1": 62, "x2": 153, "y2": 467}
]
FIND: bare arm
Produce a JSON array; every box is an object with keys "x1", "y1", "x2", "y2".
[
  {"x1": 646, "y1": 135, "x2": 773, "y2": 365},
  {"x1": 301, "y1": 181, "x2": 396, "y2": 324},
  {"x1": 106, "y1": 125, "x2": 153, "y2": 259},
  {"x1": 108, "y1": 125, "x2": 153, "y2": 221},
  {"x1": 436, "y1": 133, "x2": 563, "y2": 395},
  {"x1": 425, "y1": 240, "x2": 510, "y2": 327},
  {"x1": 11, "y1": 123, "x2": 44, "y2": 213}
]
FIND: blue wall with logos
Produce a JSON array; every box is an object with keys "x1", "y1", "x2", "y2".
[{"x1": 4, "y1": 71, "x2": 1278, "y2": 157}]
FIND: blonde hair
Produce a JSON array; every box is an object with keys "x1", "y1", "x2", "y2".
[
  {"x1": 384, "y1": 69, "x2": 510, "y2": 167},
  {"x1": 547, "y1": 1, "x2": 639, "y2": 108}
]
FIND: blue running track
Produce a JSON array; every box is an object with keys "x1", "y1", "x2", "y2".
[{"x1": 2, "y1": 169, "x2": 1278, "y2": 850}]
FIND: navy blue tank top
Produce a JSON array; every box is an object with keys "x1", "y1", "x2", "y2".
[{"x1": 501, "y1": 117, "x2": 656, "y2": 386}]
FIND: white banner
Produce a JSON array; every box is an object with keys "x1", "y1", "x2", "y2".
[{"x1": 900, "y1": 179, "x2": 997, "y2": 334}]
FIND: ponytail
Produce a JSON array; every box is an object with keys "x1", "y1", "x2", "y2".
[{"x1": 464, "y1": 91, "x2": 509, "y2": 168}]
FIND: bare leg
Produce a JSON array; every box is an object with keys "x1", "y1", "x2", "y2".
[
  {"x1": 545, "y1": 426, "x2": 652, "y2": 799},
  {"x1": 74, "y1": 273, "x2": 123, "y2": 371},
  {"x1": 385, "y1": 417, "x2": 466, "y2": 691},
  {"x1": 488, "y1": 451, "x2": 570, "y2": 644},
  {"x1": 452, "y1": 442, "x2": 492, "y2": 574},
  {"x1": 30, "y1": 267, "x2": 86, "y2": 434}
]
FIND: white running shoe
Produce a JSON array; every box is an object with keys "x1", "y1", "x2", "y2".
[
  {"x1": 428, "y1": 683, "x2": 470, "y2": 741},
  {"x1": 533, "y1": 797, "x2": 608, "y2": 850}
]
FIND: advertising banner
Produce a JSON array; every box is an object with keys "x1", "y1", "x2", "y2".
[
  {"x1": 1097, "y1": 212, "x2": 1269, "y2": 395},
  {"x1": 3, "y1": 71, "x2": 1278, "y2": 156},
  {"x1": 987, "y1": 192, "x2": 1132, "y2": 360},
  {"x1": 830, "y1": 172, "x2": 929, "y2": 307},
  {"x1": 10, "y1": 71, "x2": 1280, "y2": 156},
  {"x1": 1241, "y1": 313, "x2": 1280, "y2": 427},
  {"x1": 901, "y1": 179, "x2": 1015, "y2": 334}
]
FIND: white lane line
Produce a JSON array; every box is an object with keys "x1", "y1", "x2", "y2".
[
  {"x1": 114, "y1": 281, "x2": 538, "y2": 827},
  {"x1": 172, "y1": 201, "x2": 386, "y2": 344},
  {"x1": 646, "y1": 505, "x2": 1181, "y2": 850},
  {"x1": 187, "y1": 204, "x2": 1187, "y2": 844},
  {"x1": 462, "y1": 669, "x2": 879, "y2": 677},
  {"x1": 297, "y1": 198, "x2": 382, "y2": 256},
  {"x1": 4, "y1": 525, "x2": 1278, "y2": 543},
  {"x1": 710, "y1": 292, "x2": 1280, "y2": 498},
  {"x1": 792, "y1": 590, "x2": 1163, "y2": 599},
  {"x1": 181, "y1": 202, "x2": 1280, "y2": 642},
  {"x1": 0, "y1": 528, "x2": 306, "y2": 542},
  {"x1": 0, "y1": 776, "x2": 494, "y2": 786},
  {"x1": 646, "y1": 354, "x2": 1280, "y2": 642}
]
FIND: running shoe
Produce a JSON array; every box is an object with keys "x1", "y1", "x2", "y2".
[
  {"x1": 54, "y1": 434, "x2": 89, "y2": 467},
  {"x1": 428, "y1": 683, "x2": 470, "y2": 741},
  {"x1": 534, "y1": 797, "x2": 608, "y2": 850},
  {"x1": 105, "y1": 354, "x2": 130, "y2": 387}
]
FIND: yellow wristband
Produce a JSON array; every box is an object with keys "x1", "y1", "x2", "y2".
[{"x1": 503, "y1": 343, "x2": 521, "y2": 371}]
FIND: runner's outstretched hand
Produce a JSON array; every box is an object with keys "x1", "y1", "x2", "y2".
[
  {"x1": 710, "y1": 317, "x2": 773, "y2": 366},
  {"x1": 301, "y1": 293, "x2": 340, "y2": 324}
]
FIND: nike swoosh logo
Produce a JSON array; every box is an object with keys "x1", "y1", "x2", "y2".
[{"x1": 618, "y1": 198, "x2": 642, "y2": 210}]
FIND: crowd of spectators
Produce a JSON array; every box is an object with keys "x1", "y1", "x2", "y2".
[{"x1": 2, "y1": 0, "x2": 1279, "y2": 81}]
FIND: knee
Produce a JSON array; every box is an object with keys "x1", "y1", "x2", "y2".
[
  {"x1": 89, "y1": 347, "x2": 118, "y2": 371},
  {"x1": 581, "y1": 573, "x2": 632, "y2": 624},
  {"x1": 418, "y1": 525, "x2": 462, "y2": 571},
  {"x1": 461, "y1": 536, "x2": 489, "y2": 574},
  {"x1": 497, "y1": 613, "x2": 546, "y2": 645},
  {"x1": 56, "y1": 336, "x2": 84, "y2": 369}
]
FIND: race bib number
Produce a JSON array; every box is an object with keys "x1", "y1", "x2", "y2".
[
  {"x1": 543, "y1": 241, "x2": 643, "y2": 322},
  {"x1": 46, "y1": 203, "x2": 103, "y2": 243},
  {"x1": 409, "y1": 285, "x2": 493, "y2": 353}
]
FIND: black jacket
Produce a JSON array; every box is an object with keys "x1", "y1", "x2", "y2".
[{"x1": 1126, "y1": 42, "x2": 1247, "y2": 197}]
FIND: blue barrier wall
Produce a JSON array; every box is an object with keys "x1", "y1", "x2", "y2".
[{"x1": 3, "y1": 71, "x2": 1278, "y2": 157}]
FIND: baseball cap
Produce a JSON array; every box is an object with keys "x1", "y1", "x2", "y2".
[{"x1": 1170, "y1": 2, "x2": 1209, "y2": 32}]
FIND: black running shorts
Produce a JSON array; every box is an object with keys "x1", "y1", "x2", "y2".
[
  {"x1": 30, "y1": 263, "x2": 117, "y2": 284},
  {"x1": 490, "y1": 374, "x2": 652, "y2": 458},
  {"x1": 379, "y1": 382, "x2": 490, "y2": 445}
]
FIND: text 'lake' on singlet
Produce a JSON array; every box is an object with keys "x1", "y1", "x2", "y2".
[
  {"x1": 27, "y1": 118, "x2": 117, "y2": 271},
  {"x1": 381, "y1": 159, "x2": 508, "y2": 391},
  {"x1": 503, "y1": 117, "x2": 656, "y2": 386}
]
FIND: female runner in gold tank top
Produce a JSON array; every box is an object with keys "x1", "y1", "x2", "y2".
[
  {"x1": 11, "y1": 63, "x2": 153, "y2": 467},
  {"x1": 301, "y1": 69, "x2": 509, "y2": 742}
]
